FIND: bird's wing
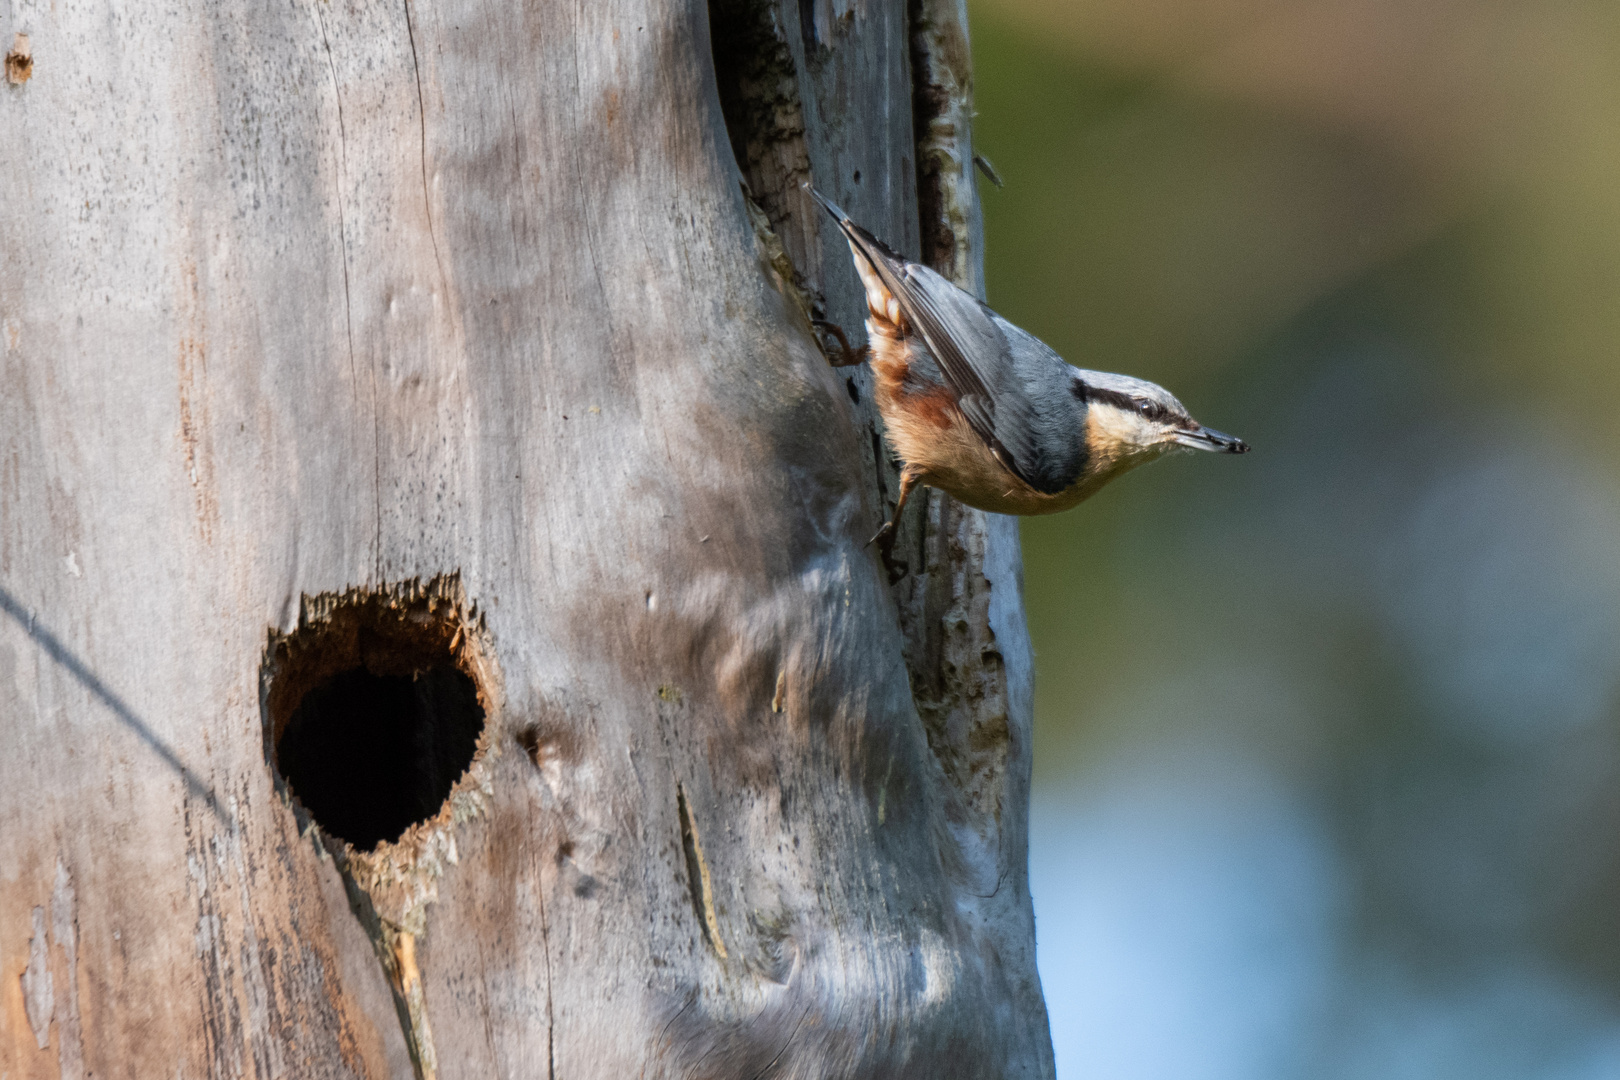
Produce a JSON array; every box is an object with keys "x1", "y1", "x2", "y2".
[{"x1": 810, "y1": 189, "x2": 1080, "y2": 494}]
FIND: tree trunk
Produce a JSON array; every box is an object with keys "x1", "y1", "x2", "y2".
[{"x1": 0, "y1": 0, "x2": 1053, "y2": 1075}]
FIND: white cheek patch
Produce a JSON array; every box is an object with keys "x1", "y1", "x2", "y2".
[{"x1": 1087, "y1": 404, "x2": 1160, "y2": 458}]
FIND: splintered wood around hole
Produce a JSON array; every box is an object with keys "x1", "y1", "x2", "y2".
[{"x1": 261, "y1": 575, "x2": 494, "y2": 852}]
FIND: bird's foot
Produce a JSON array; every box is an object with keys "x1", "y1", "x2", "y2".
[
  {"x1": 865, "y1": 521, "x2": 908, "y2": 583},
  {"x1": 812, "y1": 320, "x2": 868, "y2": 368}
]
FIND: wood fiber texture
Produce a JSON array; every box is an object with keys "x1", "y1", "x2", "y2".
[{"x1": 0, "y1": 0, "x2": 1053, "y2": 1075}]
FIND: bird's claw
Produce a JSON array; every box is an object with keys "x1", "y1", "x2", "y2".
[
  {"x1": 812, "y1": 319, "x2": 867, "y2": 368},
  {"x1": 866, "y1": 521, "x2": 908, "y2": 583}
]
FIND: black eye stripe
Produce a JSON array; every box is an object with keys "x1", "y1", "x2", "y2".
[
  {"x1": 1072, "y1": 382, "x2": 1134, "y2": 410},
  {"x1": 1074, "y1": 381, "x2": 1174, "y2": 422}
]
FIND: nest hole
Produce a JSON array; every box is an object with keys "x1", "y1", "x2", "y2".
[
  {"x1": 263, "y1": 586, "x2": 487, "y2": 851},
  {"x1": 708, "y1": 0, "x2": 805, "y2": 206}
]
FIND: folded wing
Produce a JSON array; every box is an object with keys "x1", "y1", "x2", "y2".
[{"x1": 811, "y1": 190, "x2": 1084, "y2": 495}]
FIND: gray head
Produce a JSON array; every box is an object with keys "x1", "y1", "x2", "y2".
[{"x1": 1073, "y1": 369, "x2": 1249, "y2": 472}]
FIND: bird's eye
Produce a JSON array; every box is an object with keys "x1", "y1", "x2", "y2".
[{"x1": 1136, "y1": 399, "x2": 1157, "y2": 418}]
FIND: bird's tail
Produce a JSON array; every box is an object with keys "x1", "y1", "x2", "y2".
[
  {"x1": 802, "y1": 184, "x2": 913, "y2": 333},
  {"x1": 806, "y1": 186, "x2": 899, "y2": 263},
  {"x1": 807, "y1": 185, "x2": 849, "y2": 224}
]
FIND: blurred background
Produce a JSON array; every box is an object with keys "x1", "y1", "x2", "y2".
[{"x1": 964, "y1": 0, "x2": 1620, "y2": 1076}]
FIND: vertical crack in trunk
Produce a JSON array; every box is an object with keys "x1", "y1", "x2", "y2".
[
  {"x1": 313, "y1": 4, "x2": 361, "y2": 499},
  {"x1": 708, "y1": 0, "x2": 823, "y2": 302},
  {"x1": 677, "y1": 783, "x2": 729, "y2": 959},
  {"x1": 391, "y1": 928, "x2": 438, "y2": 1080},
  {"x1": 401, "y1": 0, "x2": 448, "y2": 294},
  {"x1": 909, "y1": 0, "x2": 980, "y2": 291},
  {"x1": 341, "y1": 880, "x2": 441, "y2": 1080},
  {"x1": 902, "y1": 0, "x2": 1017, "y2": 900},
  {"x1": 535, "y1": 859, "x2": 557, "y2": 1080}
]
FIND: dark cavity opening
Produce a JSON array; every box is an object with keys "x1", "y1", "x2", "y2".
[
  {"x1": 707, "y1": 0, "x2": 811, "y2": 236},
  {"x1": 278, "y1": 664, "x2": 482, "y2": 850},
  {"x1": 262, "y1": 580, "x2": 488, "y2": 851},
  {"x1": 708, "y1": 0, "x2": 793, "y2": 185}
]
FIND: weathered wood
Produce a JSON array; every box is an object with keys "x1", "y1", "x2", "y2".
[{"x1": 0, "y1": 0, "x2": 1053, "y2": 1075}]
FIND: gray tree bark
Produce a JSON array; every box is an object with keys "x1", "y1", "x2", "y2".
[{"x1": 0, "y1": 0, "x2": 1054, "y2": 1075}]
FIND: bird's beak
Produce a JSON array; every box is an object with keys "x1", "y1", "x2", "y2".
[{"x1": 1173, "y1": 425, "x2": 1250, "y2": 454}]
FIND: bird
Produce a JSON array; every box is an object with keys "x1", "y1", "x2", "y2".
[{"x1": 807, "y1": 188, "x2": 1248, "y2": 580}]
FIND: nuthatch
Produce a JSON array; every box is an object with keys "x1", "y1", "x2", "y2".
[{"x1": 808, "y1": 189, "x2": 1248, "y2": 578}]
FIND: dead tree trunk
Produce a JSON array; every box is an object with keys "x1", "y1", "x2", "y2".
[{"x1": 0, "y1": 0, "x2": 1053, "y2": 1075}]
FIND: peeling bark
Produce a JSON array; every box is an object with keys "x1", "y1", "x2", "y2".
[{"x1": 0, "y1": 0, "x2": 1052, "y2": 1075}]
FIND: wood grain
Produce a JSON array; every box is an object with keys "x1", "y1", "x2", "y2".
[{"x1": 0, "y1": 0, "x2": 1053, "y2": 1074}]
